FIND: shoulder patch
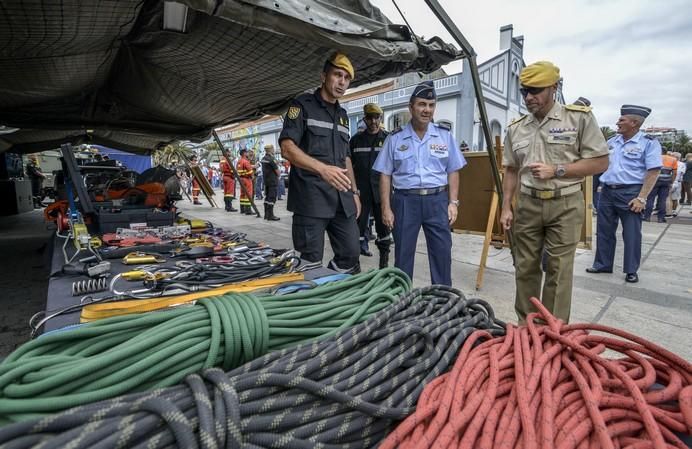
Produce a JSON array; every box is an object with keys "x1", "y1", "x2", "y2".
[
  {"x1": 391, "y1": 126, "x2": 403, "y2": 135},
  {"x1": 287, "y1": 106, "x2": 300, "y2": 120},
  {"x1": 434, "y1": 122, "x2": 451, "y2": 131},
  {"x1": 508, "y1": 115, "x2": 528, "y2": 127},
  {"x1": 565, "y1": 104, "x2": 592, "y2": 113}
]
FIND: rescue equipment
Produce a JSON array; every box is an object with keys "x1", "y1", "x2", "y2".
[
  {"x1": 0, "y1": 269, "x2": 416, "y2": 423},
  {"x1": 381, "y1": 297, "x2": 692, "y2": 449},
  {"x1": 0, "y1": 282, "x2": 504, "y2": 445}
]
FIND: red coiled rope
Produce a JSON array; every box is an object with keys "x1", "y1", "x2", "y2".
[{"x1": 380, "y1": 297, "x2": 692, "y2": 449}]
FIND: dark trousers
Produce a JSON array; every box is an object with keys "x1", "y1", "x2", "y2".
[
  {"x1": 644, "y1": 182, "x2": 670, "y2": 221},
  {"x1": 292, "y1": 204, "x2": 359, "y2": 270},
  {"x1": 683, "y1": 181, "x2": 692, "y2": 204},
  {"x1": 593, "y1": 185, "x2": 643, "y2": 274},
  {"x1": 592, "y1": 173, "x2": 602, "y2": 210},
  {"x1": 264, "y1": 184, "x2": 277, "y2": 205},
  {"x1": 392, "y1": 190, "x2": 451, "y2": 286},
  {"x1": 357, "y1": 187, "x2": 390, "y2": 250}
]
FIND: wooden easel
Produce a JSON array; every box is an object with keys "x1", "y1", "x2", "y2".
[{"x1": 474, "y1": 136, "x2": 506, "y2": 290}]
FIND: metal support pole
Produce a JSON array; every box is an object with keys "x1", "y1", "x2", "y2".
[
  {"x1": 212, "y1": 130, "x2": 261, "y2": 218},
  {"x1": 423, "y1": 0, "x2": 514, "y2": 254}
]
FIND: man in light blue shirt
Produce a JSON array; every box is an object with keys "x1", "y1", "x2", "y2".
[
  {"x1": 587, "y1": 104, "x2": 662, "y2": 283},
  {"x1": 373, "y1": 80, "x2": 466, "y2": 285}
]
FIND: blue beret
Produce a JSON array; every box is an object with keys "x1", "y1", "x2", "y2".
[
  {"x1": 411, "y1": 80, "x2": 436, "y2": 101},
  {"x1": 620, "y1": 104, "x2": 651, "y2": 118}
]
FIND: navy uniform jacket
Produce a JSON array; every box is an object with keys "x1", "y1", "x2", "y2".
[
  {"x1": 261, "y1": 154, "x2": 279, "y2": 187},
  {"x1": 279, "y1": 89, "x2": 356, "y2": 219},
  {"x1": 349, "y1": 129, "x2": 388, "y2": 203}
]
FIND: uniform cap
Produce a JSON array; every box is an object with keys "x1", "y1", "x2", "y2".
[
  {"x1": 520, "y1": 61, "x2": 560, "y2": 87},
  {"x1": 573, "y1": 97, "x2": 591, "y2": 107},
  {"x1": 363, "y1": 103, "x2": 383, "y2": 115},
  {"x1": 620, "y1": 104, "x2": 651, "y2": 118},
  {"x1": 327, "y1": 52, "x2": 354, "y2": 79},
  {"x1": 410, "y1": 80, "x2": 436, "y2": 101}
]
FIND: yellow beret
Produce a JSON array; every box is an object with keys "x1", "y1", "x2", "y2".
[
  {"x1": 519, "y1": 61, "x2": 560, "y2": 88},
  {"x1": 363, "y1": 103, "x2": 383, "y2": 115},
  {"x1": 327, "y1": 52, "x2": 354, "y2": 79}
]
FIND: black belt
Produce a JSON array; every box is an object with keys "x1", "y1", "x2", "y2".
[
  {"x1": 395, "y1": 185, "x2": 448, "y2": 196},
  {"x1": 604, "y1": 184, "x2": 641, "y2": 189}
]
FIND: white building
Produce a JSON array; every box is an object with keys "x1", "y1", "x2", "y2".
[{"x1": 215, "y1": 25, "x2": 564, "y2": 156}]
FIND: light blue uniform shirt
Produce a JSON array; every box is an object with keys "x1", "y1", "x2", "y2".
[
  {"x1": 372, "y1": 122, "x2": 466, "y2": 189},
  {"x1": 599, "y1": 131, "x2": 662, "y2": 185}
]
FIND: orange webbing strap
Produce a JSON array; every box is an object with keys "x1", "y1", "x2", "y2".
[{"x1": 80, "y1": 272, "x2": 304, "y2": 322}]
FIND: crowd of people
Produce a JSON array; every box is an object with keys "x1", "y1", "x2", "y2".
[{"x1": 180, "y1": 53, "x2": 687, "y2": 324}]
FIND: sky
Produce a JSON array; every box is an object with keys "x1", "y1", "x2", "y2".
[{"x1": 370, "y1": 0, "x2": 692, "y2": 131}]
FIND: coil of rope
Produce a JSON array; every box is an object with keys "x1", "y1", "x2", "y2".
[
  {"x1": 0, "y1": 268, "x2": 411, "y2": 424},
  {"x1": 0, "y1": 285, "x2": 505, "y2": 447},
  {"x1": 380, "y1": 296, "x2": 692, "y2": 449}
]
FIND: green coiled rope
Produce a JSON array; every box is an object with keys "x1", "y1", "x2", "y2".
[{"x1": 0, "y1": 268, "x2": 411, "y2": 424}]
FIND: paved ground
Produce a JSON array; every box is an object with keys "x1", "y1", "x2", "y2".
[
  {"x1": 177, "y1": 189, "x2": 692, "y2": 360},
  {"x1": 1, "y1": 190, "x2": 690, "y2": 361}
]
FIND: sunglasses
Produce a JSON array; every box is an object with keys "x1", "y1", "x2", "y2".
[{"x1": 519, "y1": 86, "x2": 547, "y2": 97}]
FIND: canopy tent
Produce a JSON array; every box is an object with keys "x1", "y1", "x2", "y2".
[{"x1": 0, "y1": 0, "x2": 461, "y2": 155}]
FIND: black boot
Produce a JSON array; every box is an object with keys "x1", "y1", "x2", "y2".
[
  {"x1": 224, "y1": 197, "x2": 231, "y2": 211},
  {"x1": 263, "y1": 203, "x2": 269, "y2": 220},
  {"x1": 244, "y1": 205, "x2": 254, "y2": 215},
  {"x1": 240, "y1": 205, "x2": 246, "y2": 214},
  {"x1": 378, "y1": 249, "x2": 390, "y2": 269},
  {"x1": 228, "y1": 199, "x2": 237, "y2": 212},
  {"x1": 267, "y1": 204, "x2": 280, "y2": 221}
]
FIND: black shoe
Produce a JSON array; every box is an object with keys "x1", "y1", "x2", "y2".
[
  {"x1": 657, "y1": 218, "x2": 667, "y2": 223},
  {"x1": 586, "y1": 267, "x2": 612, "y2": 274},
  {"x1": 625, "y1": 273, "x2": 639, "y2": 283},
  {"x1": 360, "y1": 248, "x2": 373, "y2": 257}
]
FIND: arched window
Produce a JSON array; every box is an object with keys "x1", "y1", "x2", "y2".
[
  {"x1": 511, "y1": 60, "x2": 521, "y2": 103},
  {"x1": 491, "y1": 120, "x2": 502, "y2": 140}
]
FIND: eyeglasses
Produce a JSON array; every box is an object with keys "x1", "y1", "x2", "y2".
[{"x1": 519, "y1": 86, "x2": 547, "y2": 97}]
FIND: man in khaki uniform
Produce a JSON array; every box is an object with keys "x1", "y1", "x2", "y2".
[{"x1": 500, "y1": 61, "x2": 609, "y2": 323}]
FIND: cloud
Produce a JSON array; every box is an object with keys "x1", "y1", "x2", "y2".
[{"x1": 371, "y1": 0, "x2": 691, "y2": 131}]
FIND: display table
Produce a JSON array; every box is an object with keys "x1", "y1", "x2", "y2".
[{"x1": 43, "y1": 235, "x2": 333, "y2": 333}]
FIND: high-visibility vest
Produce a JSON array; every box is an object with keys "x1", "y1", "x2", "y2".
[{"x1": 659, "y1": 154, "x2": 677, "y2": 183}]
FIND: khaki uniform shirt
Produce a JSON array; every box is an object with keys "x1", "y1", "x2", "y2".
[{"x1": 503, "y1": 102, "x2": 608, "y2": 190}]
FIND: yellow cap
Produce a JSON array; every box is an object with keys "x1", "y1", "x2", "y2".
[
  {"x1": 519, "y1": 61, "x2": 560, "y2": 87},
  {"x1": 264, "y1": 144, "x2": 274, "y2": 150},
  {"x1": 363, "y1": 103, "x2": 383, "y2": 115},
  {"x1": 327, "y1": 52, "x2": 354, "y2": 79}
]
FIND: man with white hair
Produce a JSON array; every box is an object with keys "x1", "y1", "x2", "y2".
[{"x1": 587, "y1": 105, "x2": 662, "y2": 283}]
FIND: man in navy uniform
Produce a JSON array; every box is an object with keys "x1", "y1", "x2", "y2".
[
  {"x1": 349, "y1": 103, "x2": 392, "y2": 268},
  {"x1": 373, "y1": 80, "x2": 465, "y2": 285},
  {"x1": 587, "y1": 105, "x2": 662, "y2": 283},
  {"x1": 279, "y1": 52, "x2": 361, "y2": 273}
]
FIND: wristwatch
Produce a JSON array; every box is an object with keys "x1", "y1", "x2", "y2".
[
  {"x1": 554, "y1": 164, "x2": 567, "y2": 178},
  {"x1": 635, "y1": 197, "x2": 646, "y2": 205},
  {"x1": 449, "y1": 200, "x2": 460, "y2": 207},
  {"x1": 352, "y1": 189, "x2": 360, "y2": 196}
]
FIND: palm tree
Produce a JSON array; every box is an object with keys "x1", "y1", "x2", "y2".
[
  {"x1": 152, "y1": 141, "x2": 193, "y2": 168},
  {"x1": 600, "y1": 126, "x2": 616, "y2": 140}
]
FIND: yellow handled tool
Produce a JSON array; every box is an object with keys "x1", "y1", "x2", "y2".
[{"x1": 80, "y1": 272, "x2": 304, "y2": 322}]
